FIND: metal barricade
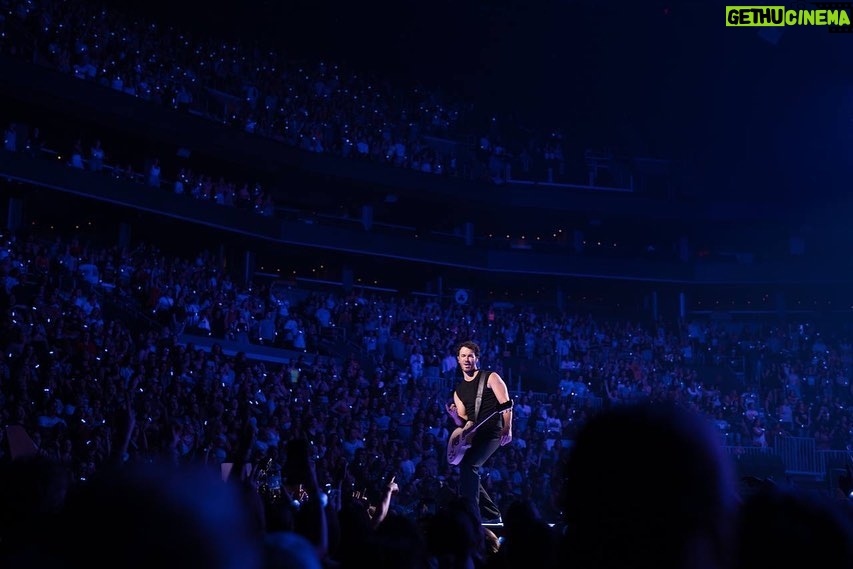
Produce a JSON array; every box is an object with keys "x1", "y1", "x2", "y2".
[{"x1": 774, "y1": 436, "x2": 822, "y2": 476}]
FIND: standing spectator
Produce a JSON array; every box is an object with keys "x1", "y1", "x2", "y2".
[
  {"x1": 410, "y1": 346, "x2": 425, "y2": 381},
  {"x1": 148, "y1": 158, "x2": 161, "y2": 188},
  {"x1": 24, "y1": 126, "x2": 44, "y2": 158},
  {"x1": 89, "y1": 139, "x2": 105, "y2": 172},
  {"x1": 69, "y1": 139, "x2": 85, "y2": 169},
  {"x1": 441, "y1": 348, "x2": 458, "y2": 380},
  {"x1": 174, "y1": 169, "x2": 187, "y2": 195},
  {"x1": 3, "y1": 123, "x2": 16, "y2": 152}
]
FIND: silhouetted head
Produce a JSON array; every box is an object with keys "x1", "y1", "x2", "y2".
[
  {"x1": 559, "y1": 402, "x2": 739, "y2": 569},
  {"x1": 264, "y1": 531, "x2": 322, "y2": 569},
  {"x1": 57, "y1": 460, "x2": 263, "y2": 569},
  {"x1": 0, "y1": 455, "x2": 71, "y2": 564},
  {"x1": 733, "y1": 485, "x2": 853, "y2": 568},
  {"x1": 425, "y1": 498, "x2": 484, "y2": 568}
]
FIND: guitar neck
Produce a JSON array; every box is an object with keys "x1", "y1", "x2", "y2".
[{"x1": 467, "y1": 401, "x2": 512, "y2": 434}]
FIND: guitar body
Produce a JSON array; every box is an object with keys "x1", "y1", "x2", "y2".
[
  {"x1": 446, "y1": 400, "x2": 512, "y2": 466},
  {"x1": 446, "y1": 427, "x2": 472, "y2": 465}
]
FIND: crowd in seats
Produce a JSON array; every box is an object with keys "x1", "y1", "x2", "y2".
[
  {"x1": 2, "y1": 115, "x2": 689, "y2": 261},
  {"x1": 3, "y1": 227, "x2": 853, "y2": 492},
  {"x1": 1, "y1": 0, "x2": 591, "y2": 186},
  {"x1": 0, "y1": 224, "x2": 851, "y2": 567},
  {"x1": 3, "y1": 118, "x2": 279, "y2": 217}
]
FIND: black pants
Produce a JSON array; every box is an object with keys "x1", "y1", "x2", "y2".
[{"x1": 458, "y1": 432, "x2": 502, "y2": 520}]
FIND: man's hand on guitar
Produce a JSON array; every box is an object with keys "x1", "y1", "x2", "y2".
[
  {"x1": 446, "y1": 403, "x2": 462, "y2": 425},
  {"x1": 499, "y1": 427, "x2": 512, "y2": 446},
  {"x1": 461, "y1": 420, "x2": 475, "y2": 440}
]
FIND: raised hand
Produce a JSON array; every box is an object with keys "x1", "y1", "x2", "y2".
[
  {"x1": 445, "y1": 402, "x2": 460, "y2": 420},
  {"x1": 386, "y1": 475, "x2": 399, "y2": 495}
]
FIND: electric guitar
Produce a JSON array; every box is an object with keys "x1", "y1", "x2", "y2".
[{"x1": 446, "y1": 400, "x2": 513, "y2": 466}]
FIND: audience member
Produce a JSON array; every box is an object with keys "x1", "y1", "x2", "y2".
[
  {"x1": 0, "y1": 454, "x2": 71, "y2": 567},
  {"x1": 56, "y1": 460, "x2": 264, "y2": 569},
  {"x1": 558, "y1": 402, "x2": 740, "y2": 569},
  {"x1": 732, "y1": 483, "x2": 853, "y2": 569},
  {"x1": 484, "y1": 499, "x2": 559, "y2": 569}
]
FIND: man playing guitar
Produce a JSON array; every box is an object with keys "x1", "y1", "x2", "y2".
[{"x1": 445, "y1": 340, "x2": 513, "y2": 524}]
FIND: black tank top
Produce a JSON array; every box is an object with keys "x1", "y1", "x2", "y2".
[{"x1": 455, "y1": 369, "x2": 503, "y2": 436}]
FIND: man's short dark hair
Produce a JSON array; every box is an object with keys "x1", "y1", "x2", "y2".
[{"x1": 456, "y1": 341, "x2": 480, "y2": 357}]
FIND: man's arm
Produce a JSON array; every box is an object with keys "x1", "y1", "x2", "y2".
[
  {"x1": 489, "y1": 372, "x2": 513, "y2": 446},
  {"x1": 447, "y1": 391, "x2": 470, "y2": 428}
]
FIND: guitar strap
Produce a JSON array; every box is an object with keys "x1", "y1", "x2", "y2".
[{"x1": 473, "y1": 369, "x2": 486, "y2": 424}]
